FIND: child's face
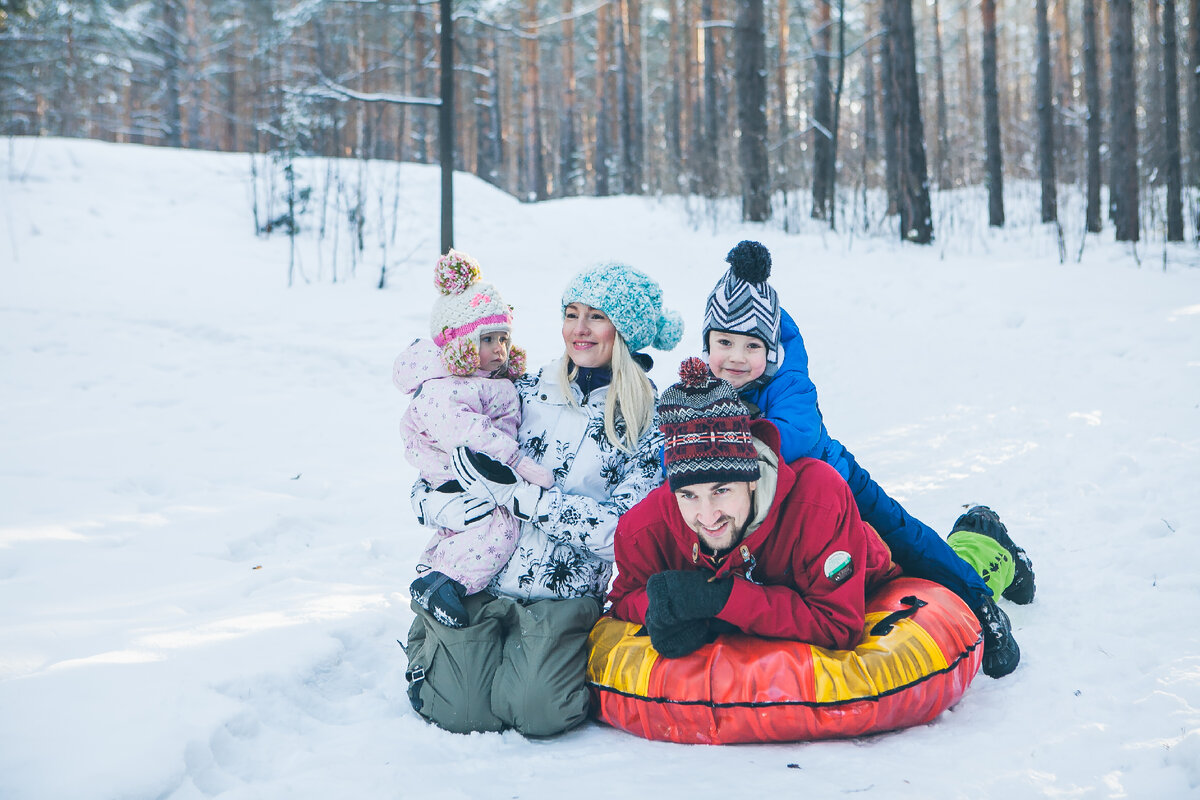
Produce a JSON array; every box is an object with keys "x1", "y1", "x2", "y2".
[
  {"x1": 479, "y1": 331, "x2": 511, "y2": 372},
  {"x1": 707, "y1": 330, "x2": 768, "y2": 389}
]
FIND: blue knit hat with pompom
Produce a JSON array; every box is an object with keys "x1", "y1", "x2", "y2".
[{"x1": 561, "y1": 262, "x2": 684, "y2": 353}]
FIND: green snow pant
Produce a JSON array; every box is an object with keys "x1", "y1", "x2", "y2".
[
  {"x1": 947, "y1": 530, "x2": 1014, "y2": 599},
  {"x1": 405, "y1": 593, "x2": 602, "y2": 737}
]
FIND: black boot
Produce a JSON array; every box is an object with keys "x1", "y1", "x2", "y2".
[
  {"x1": 410, "y1": 571, "x2": 469, "y2": 628},
  {"x1": 953, "y1": 505, "x2": 1035, "y2": 605},
  {"x1": 974, "y1": 595, "x2": 1020, "y2": 678}
]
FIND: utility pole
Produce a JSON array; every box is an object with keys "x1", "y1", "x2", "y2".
[{"x1": 440, "y1": 0, "x2": 454, "y2": 253}]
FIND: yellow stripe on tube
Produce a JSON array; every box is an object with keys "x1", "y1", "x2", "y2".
[
  {"x1": 587, "y1": 619, "x2": 659, "y2": 697},
  {"x1": 809, "y1": 612, "x2": 949, "y2": 703}
]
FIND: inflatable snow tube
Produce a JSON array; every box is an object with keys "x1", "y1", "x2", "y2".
[{"x1": 587, "y1": 577, "x2": 982, "y2": 744}]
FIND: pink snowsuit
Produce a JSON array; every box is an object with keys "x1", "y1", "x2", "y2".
[{"x1": 393, "y1": 338, "x2": 552, "y2": 593}]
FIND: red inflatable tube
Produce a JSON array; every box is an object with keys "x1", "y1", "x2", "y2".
[{"x1": 587, "y1": 577, "x2": 983, "y2": 744}]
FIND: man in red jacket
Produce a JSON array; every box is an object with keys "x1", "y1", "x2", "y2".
[{"x1": 608, "y1": 358, "x2": 901, "y2": 658}]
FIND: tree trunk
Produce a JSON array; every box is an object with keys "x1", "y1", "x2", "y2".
[
  {"x1": 735, "y1": 0, "x2": 770, "y2": 221},
  {"x1": 185, "y1": 0, "x2": 202, "y2": 148},
  {"x1": 627, "y1": 0, "x2": 645, "y2": 193},
  {"x1": 776, "y1": 0, "x2": 791, "y2": 193},
  {"x1": 1108, "y1": 0, "x2": 1139, "y2": 242},
  {"x1": 523, "y1": 0, "x2": 546, "y2": 201},
  {"x1": 616, "y1": 0, "x2": 633, "y2": 193},
  {"x1": 701, "y1": 0, "x2": 720, "y2": 198},
  {"x1": 862, "y1": 6, "x2": 878, "y2": 164},
  {"x1": 414, "y1": 11, "x2": 428, "y2": 162},
  {"x1": 1147, "y1": 0, "x2": 1164, "y2": 185},
  {"x1": 1053, "y1": 0, "x2": 1077, "y2": 183},
  {"x1": 1189, "y1": 0, "x2": 1200, "y2": 187},
  {"x1": 560, "y1": 0, "x2": 579, "y2": 196},
  {"x1": 932, "y1": 0, "x2": 950, "y2": 188},
  {"x1": 981, "y1": 0, "x2": 1004, "y2": 227},
  {"x1": 828, "y1": 0, "x2": 846, "y2": 229},
  {"x1": 1163, "y1": 0, "x2": 1185, "y2": 240},
  {"x1": 162, "y1": 0, "x2": 184, "y2": 148},
  {"x1": 683, "y1": 0, "x2": 699, "y2": 192},
  {"x1": 812, "y1": 0, "x2": 832, "y2": 219},
  {"x1": 884, "y1": 0, "x2": 933, "y2": 243},
  {"x1": 595, "y1": 3, "x2": 612, "y2": 196},
  {"x1": 1082, "y1": 0, "x2": 1103, "y2": 232},
  {"x1": 1036, "y1": 0, "x2": 1058, "y2": 222},
  {"x1": 667, "y1": 0, "x2": 684, "y2": 185},
  {"x1": 879, "y1": 10, "x2": 901, "y2": 214}
]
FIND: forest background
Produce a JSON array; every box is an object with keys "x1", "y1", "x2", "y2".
[{"x1": 1, "y1": 0, "x2": 1194, "y2": 251}]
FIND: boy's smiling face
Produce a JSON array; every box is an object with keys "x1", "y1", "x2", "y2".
[{"x1": 707, "y1": 330, "x2": 768, "y2": 389}]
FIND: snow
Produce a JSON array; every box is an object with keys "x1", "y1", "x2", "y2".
[{"x1": 2, "y1": 136, "x2": 1199, "y2": 799}]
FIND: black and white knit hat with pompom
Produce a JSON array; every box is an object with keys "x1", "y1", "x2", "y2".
[{"x1": 702, "y1": 240, "x2": 782, "y2": 385}]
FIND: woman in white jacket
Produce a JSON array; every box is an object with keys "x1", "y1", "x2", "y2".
[{"x1": 405, "y1": 262, "x2": 682, "y2": 736}]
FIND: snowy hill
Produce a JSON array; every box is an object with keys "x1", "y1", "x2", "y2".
[{"x1": 2, "y1": 137, "x2": 1199, "y2": 799}]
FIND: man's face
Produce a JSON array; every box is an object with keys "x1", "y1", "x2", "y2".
[
  {"x1": 707, "y1": 331, "x2": 768, "y2": 389},
  {"x1": 672, "y1": 481, "x2": 757, "y2": 553}
]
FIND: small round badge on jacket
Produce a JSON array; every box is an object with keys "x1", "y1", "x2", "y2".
[{"x1": 823, "y1": 550, "x2": 854, "y2": 584}]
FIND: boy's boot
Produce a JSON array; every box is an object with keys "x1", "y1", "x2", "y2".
[
  {"x1": 410, "y1": 571, "x2": 469, "y2": 628},
  {"x1": 953, "y1": 505, "x2": 1035, "y2": 605},
  {"x1": 974, "y1": 595, "x2": 1020, "y2": 678}
]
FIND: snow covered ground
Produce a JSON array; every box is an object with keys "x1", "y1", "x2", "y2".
[{"x1": 2, "y1": 136, "x2": 1199, "y2": 799}]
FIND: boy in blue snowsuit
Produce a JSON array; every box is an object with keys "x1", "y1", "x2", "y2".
[{"x1": 702, "y1": 240, "x2": 1036, "y2": 679}]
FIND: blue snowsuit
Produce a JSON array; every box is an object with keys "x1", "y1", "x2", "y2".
[{"x1": 735, "y1": 309, "x2": 992, "y2": 607}]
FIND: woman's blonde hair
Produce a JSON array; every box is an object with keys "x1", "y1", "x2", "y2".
[{"x1": 557, "y1": 333, "x2": 656, "y2": 453}]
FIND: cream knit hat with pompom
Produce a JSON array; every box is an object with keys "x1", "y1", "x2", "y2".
[{"x1": 429, "y1": 250, "x2": 524, "y2": 377}]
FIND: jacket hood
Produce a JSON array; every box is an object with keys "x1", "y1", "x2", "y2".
[
  {"x1": 773, "y1": 308, "x2": 808, "y2": 378},
  {"x1": 392, "y1": 338, "x2": 453, "y2": 395}
]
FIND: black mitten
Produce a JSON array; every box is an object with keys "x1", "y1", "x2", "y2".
[
  {"x1": 645, "y1": 570, "x2": 734, "y2": 628},
  {"x1": 645, "y1": 614, "x2": 712, "y2": 659},
  {"x1": 453, "y1": 446, "x2": 517, "y2": 484}
]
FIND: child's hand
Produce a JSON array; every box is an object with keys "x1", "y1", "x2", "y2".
[{"x1": 514, "y1": 456, "x2": 555, "y2": 489}]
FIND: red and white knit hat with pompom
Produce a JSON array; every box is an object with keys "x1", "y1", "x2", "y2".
[
  {"x1": 430, "y1": 250, "x2": 522, "y2": 377},
  {"x1": 658, "y1": 357, "x2": 760, "y2": 491}
]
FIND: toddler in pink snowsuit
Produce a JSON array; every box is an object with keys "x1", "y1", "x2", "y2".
[{"x1": 393, "y1": 250, "x2": 553, "y2": 628}]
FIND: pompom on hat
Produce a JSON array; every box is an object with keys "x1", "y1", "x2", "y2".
[
  {"x1": 429, "y1": 249, "x2": 523, "y2": 378},
  {"x1": 658, "y1": 357, "x2": 761, "y2": 492},
  {"x1": 561, "y1": 262, "x2": 684, "y2": 353},
  {"x1": 703, "y1": 240, "x2": 783, "y2": 385}
]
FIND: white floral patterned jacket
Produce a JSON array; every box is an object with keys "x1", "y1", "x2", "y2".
[{"x1": 486, "y1": 358, "x2": 665, "y2": 601}]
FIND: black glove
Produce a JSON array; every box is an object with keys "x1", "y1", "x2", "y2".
[
  {"x1": 645, "y1": 570, "x2": 734, "y2": 629},
  {"x1": 645, "y1": 614, "x2": 712, "y2": 659}
]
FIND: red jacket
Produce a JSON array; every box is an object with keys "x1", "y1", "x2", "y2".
[{"x1": 609, "y1": 421, "x2": 901, "y2": 651}]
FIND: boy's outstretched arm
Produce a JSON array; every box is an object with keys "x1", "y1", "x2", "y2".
[{"x1": 750, "y1": 371, "x2": 824, "y2": 463}]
